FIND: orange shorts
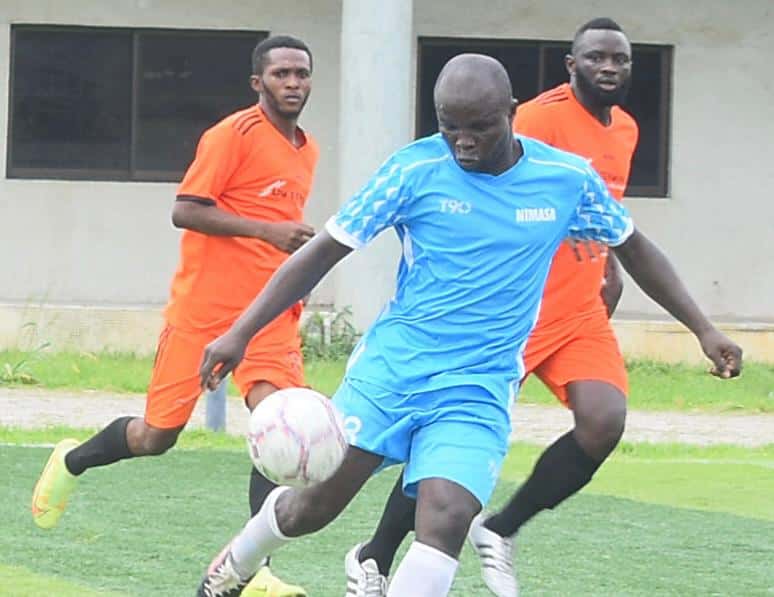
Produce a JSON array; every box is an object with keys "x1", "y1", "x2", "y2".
[
  {"x1": 145, "y1": 306, "x2": 304, "y2": 429},
  {"x1": 523, "y1": 312, "x2": 628, "y2": 407}
]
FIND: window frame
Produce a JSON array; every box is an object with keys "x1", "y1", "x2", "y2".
[
  {"x1": 416, "y1": 36, "x2": 673, "y2": 198},
  {"x1": 7, "y1": 24, "x2": 267, "y2": 182}
]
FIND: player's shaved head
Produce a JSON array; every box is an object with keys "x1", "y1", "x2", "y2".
[
  {"x1": 433, "y1": 54, "x2": 519, "y2": 174},
  {"x1": 434, "y1": 54, "x2": 512, "y2": 114}
]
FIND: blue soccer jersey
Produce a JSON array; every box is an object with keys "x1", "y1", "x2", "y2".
[{"x1": 326, "y1": 134, "x2": 633, "y2": 410}]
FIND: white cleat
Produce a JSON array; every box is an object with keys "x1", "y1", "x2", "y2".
[
  {"x1": 344, "y1": 543, "x2": 388, "y2": 597},
  {"x1": 197, "y1": 549, "x2": 251, "y2": 597},
  {"x1": 468, "y1": 513, "x2": 518, "y2": 597}
]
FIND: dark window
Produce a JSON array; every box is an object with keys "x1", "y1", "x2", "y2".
[
  {"x1": 8, "y1": 25, "x2": 266, "y2": 181},
  {"x1": 417, "y1": 37, "x2": 673, "y2": 197}
]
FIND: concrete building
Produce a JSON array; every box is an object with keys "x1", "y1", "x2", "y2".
[{"x1": 0, "y1": 0, "x2": 771, "y2": 362}]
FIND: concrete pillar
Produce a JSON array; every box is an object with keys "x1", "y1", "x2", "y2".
[{"x1": 334, "y1": 0, "x2": 414, "y2": 330}]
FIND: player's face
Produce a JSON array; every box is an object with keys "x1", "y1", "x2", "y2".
[
  {"x1": 251, "y1": 48, "x2": 312, "y2": 119},
  {"x1": 567, "y1": 30, "x2": 632, "y2": 107},
  {"x1": 436, "y1": 100, "x2": 515, "y2": 173}
]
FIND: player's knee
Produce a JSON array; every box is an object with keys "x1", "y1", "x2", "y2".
[
  {"x1": 576, "y1": 396, "x2": 626, "y2": 451},
  {"x1": 135, "y1": 425, "x2": 180, "y2": 456},
  {"x1": 279, "y1": 489, "x2": 342, "y2": 536},
  {"x1": 416, "y1": 489, "x2": 480, "y2": 555},
  {"x1": 596, "y1": 398, "x2": 626, "y2": 442}
]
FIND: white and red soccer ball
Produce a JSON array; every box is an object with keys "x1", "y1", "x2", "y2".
[{"x1": 246, "y1": 388, "x2": 348, "y2": 488}]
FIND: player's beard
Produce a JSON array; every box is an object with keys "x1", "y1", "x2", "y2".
[
  {"x1": 575, "y1": 68, "x2": 631, "y2": 107},
  {"x1": 260, "y1": 84, "x2": 309, "y2": 119}
]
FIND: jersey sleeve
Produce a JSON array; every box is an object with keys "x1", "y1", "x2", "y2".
[
  {"x1": 325, "y1": 153, "x2": 411, "y2": 249},
  {"x1": 568, "y1": 167, "x2": 634, "y2": 246},
  {"x1": 176, "y1": 124, "x2": 242, "y2": 203},
  {"x1": 513, "y1": 103, "x2": 556, "y2": 144}
]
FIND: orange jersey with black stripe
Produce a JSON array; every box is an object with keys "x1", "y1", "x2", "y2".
[
  {"x1": 165, "y1": 104, "x2": 319, "y2": 331},
  {"x1": 514, "y1": 83, "x2": 638, "y2": 325}
]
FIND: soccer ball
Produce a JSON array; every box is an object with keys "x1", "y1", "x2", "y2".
[{"x1": 246, "y1": 387, "x2": 348, "y2": 488}]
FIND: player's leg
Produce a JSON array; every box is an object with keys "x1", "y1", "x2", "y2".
[
  {"x1": 197, "y1": 445, "x2": 383, "y2": 596},
  {"x1": 231, "y1": 327, "x2": 308, "y2": 595},
  {"x1": 387, "y1": 477, "x2": 480, "y2": 597},
  {"x1": 351, "y1": 470, "x2": 416, "y2": 576},
  {"x1": 484, "y1": 318, "x2": 627, "y2": 538},
  {"x1": 244, "y1": 381, "x2": 283, "y2": 514},
  {"x1": 236, "y1": 307, "x2": 306, "y2": 516},
  {"x1": 470, "y1": 319, "x2": 627, "y2": 595},
  {"x1": 199, "y1": 379, "x2": 406, "y2": 596},
  {"x1": 31, "y1": 324, "x2": 203, "y2": 529},
  {"x1": 389, "y1": 394, "x2": 509, "y2": 596}
]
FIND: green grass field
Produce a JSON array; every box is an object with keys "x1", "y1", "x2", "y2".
[
  {"x1": 2, "y1": 349, "x2": 773, "y2": 412},
  {"x1": 1, "y1": 433, "x2": 772, "y2": 596}
]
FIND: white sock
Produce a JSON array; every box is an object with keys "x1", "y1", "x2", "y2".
[
  {"x1": 230, "y1": 486, "x2": 292, "y2": 578},
  {"x1": 387, "y1": 541, "x2": 459, "y2": 596}
]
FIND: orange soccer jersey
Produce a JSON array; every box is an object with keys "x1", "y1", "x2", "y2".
[
  {"x1": 515, "y1": 83, "x2": 638, "y2": 404},
  {"x1": 165, "y1": 104, "x2": 319, "y2": 332},
  {"x1": 144, "y1": 105, "x2": 318, "y2": 428},
  {"x1": 514, "y1": 83, "x2": 639, "y2": 327}
]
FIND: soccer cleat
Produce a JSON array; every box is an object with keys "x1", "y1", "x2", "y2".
[
  {"x1": 345, "y1": 543, "x2": 388, "y2": 597},
  {"x1": 241, "y1": 566, "x2": 307, "y2": 596},
  {"x1": 31, "y1": 438, "x2": 80, "y2": 529},
  {"x1": 197, "y1": 547, "x2": 251, "y2": 597},
  {"x1": 468, "y1": 513, "x2": 518, "y2": 597}
]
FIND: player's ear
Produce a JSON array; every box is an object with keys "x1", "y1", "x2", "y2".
[
  {"x1": 564, "y1": 54, "x2": 575, "y2": 77},
  {"x1": 508, "y1": 98, "x2": 518, "y2": 122},
  {"x1": 249, "y1": 74, "x2": 263, "y2": 95}
]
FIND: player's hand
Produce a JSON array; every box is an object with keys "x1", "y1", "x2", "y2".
[
  {"x1": 200, "y1": 331, "x2": 249, "y2": 390},
  {"x1": 698, "y1": 328, "x2": 743, "y2": 379},
  {"x1": 261, "y1": 221, "x2": 315, "y2": 253},
  {"x1": 567, "y1": 238, "x2": 605, "y2": 262}
]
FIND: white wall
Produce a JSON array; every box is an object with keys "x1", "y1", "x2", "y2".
[
  {"x1": 0, "y1": 0, "x2": 342, "y2": 310},
  {"x1": 0, "y1": 0, "x2": 771, "y2": 357},
  {"x1": 414, "y1": 0, "x2": 774, "y2": 322}
]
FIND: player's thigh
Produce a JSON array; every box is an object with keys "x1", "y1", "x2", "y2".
[
  {"x1": 331, "y1": 380, "x2": 416, "y2": 470},
  {"x1": 233, "y1": 309, "x2": 304, "y2": 400},
  {"x1": 290, "y1": 445, "x2": 384, "y2": 530},
  {"x1": 404, "y1": 391, "x2": 510, "y2": 509},
  {"x1": 145, "y1": 324, "x2": 216, "y2": 429},
  {"x1": 522, "y1": 317, "x2": 582, "y2": 382},
  {"x1": 534, "y1": 315, "x2": 628, "y2": 407}
]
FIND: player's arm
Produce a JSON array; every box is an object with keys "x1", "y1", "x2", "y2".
[
  {"x1": 601, "y1": 252, "x2": 624, "y2": 318},
  {"x1": 172, "y1": 198, "x2": 314, "y2": 253},
  {"x1": 571, "y1": 172, "x2": 742, "y2": 378},
  {"x1": 200, "y1": 230, "x2": 351, "y2": 388},
  {"x1": 174, "y1": 124, "x2": 314, "y2": 253},
  {"x1": 611, "y1": 229, "x2": 740, "y2": 377}
]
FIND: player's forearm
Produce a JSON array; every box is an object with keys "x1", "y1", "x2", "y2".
[
  {"x1": 172, "y1": 197, "x2": 263, "y2": 238},
  {"x1": 601, "y1": 252, "x2": 624, "y2": 318},
  {"x1": 613, "y1": 229, "x2": 715, "y2": 337},
  {"x1": 231, "y1": 232, "x2": 351, "y2": 340}
]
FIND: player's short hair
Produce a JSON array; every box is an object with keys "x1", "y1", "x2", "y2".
[
  {"x1": 572, "y1": 18, "x2": 627, "y2": 53},
  {"x1": 252, "y1": 35, "x2": 313, "y2": 74}
]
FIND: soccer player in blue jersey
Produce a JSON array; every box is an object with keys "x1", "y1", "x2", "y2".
[{"x1": 195, "y1": 54, "x2": 741, "y2": 597}]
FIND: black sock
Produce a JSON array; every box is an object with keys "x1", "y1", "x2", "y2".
[
  {"x1": 485, "y1": 430, "x2": 601, "y2": 538},
  {"x1": 249, "y1": 466, "x2": 277, "y2": 517},
  {"x1": 359, "y1": 471, "x2": 416, "y2": 575},
  {"x1": 64, "y1": 416, "x2": 135, "y2": 476}
]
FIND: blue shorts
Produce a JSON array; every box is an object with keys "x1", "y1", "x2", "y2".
[{"x1": 332, "y1": 379, "x2": 511, "y2": 506}]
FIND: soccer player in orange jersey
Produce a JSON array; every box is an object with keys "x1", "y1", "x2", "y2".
[
  {"x1": 466, "y1": 18, "x2": 638, "y2": 596},
  {"x1": 32, "y1": 35, "x2": 317, "y2": 596}
]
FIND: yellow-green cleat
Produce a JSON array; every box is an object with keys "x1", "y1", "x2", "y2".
[
  {"x1": 241, "y1": 566, "x2": 307, "y2": 597},
  {"x1": 31, "y1": 438, "x2": 79, "y2": 529}
]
